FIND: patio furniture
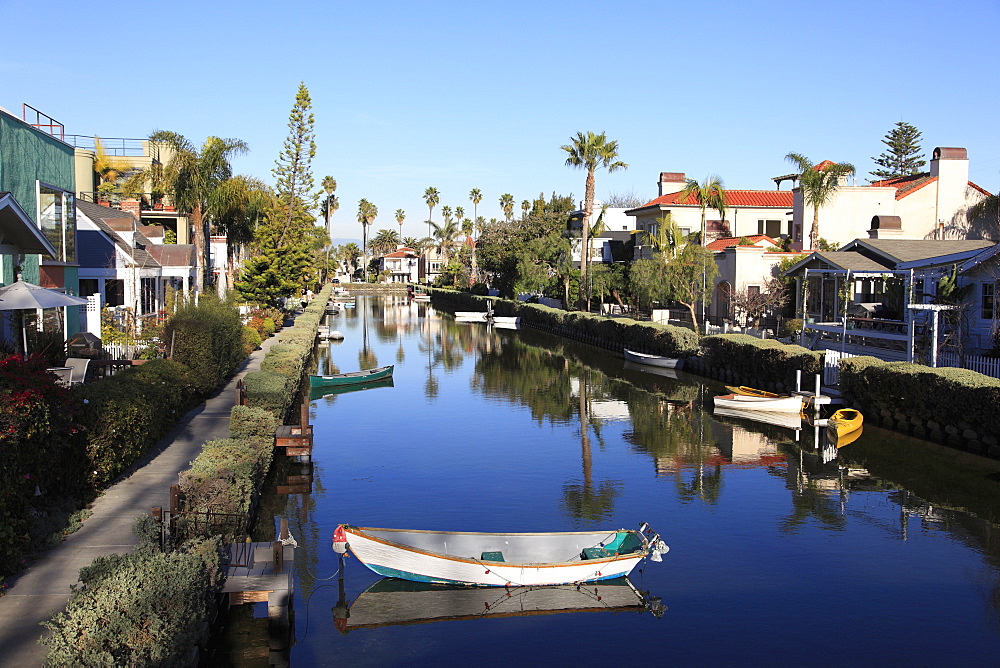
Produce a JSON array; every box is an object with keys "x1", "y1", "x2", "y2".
[
  {"x1": 65, "y1": 358, "x2": 90, "y2": 385},
  {"x1": 48, "y1": 367, "x2": 73, "y2": 387}
]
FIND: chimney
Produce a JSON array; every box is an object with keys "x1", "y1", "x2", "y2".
[
  {"x1": 121, "y1": 197, "x2": 141, "y2": 219},
  {"x1": 658, "y1": 172, "x2": 686, "y2": 197},
  {"x1": 869, "y1": 215, "x2": 903, "y2": 239}
]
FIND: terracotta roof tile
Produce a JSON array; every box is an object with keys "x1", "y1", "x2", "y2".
[
  {"x1": 706, "y1": 235, "x2": 779, "y2": 251},
  {"x1": 632, "y1": 189, "x2": 793, "y2": 210}
]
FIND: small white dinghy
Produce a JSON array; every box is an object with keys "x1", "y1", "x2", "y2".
[
  {"x1": 333, "y1": 523, "x2": 667, "y2": 587},
  {"x1": 712, "y1": 393, "x2": 803, "y2": 413},
  {"x1": 623, "y1": 348, "x2": 681, "y2": 369}
]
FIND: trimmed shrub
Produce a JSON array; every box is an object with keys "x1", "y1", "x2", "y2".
[
  {"x1": 699, "y1": 334, "x2": 821, "y2": 388},
  {"x1": 230, "y1": 405, "x2": 279, "y2": 449},
  {"x1": 244, "y1": 370, "x2": 292, "y2": 419},
  {"x1": 178, "y1": 438, "x2": 264, "y2": 516},
  {"x1": 242, "y1": 325, "x2": 262, "y2": 355},
  {"x1": 164, "y1": 296, "x2": 245, "y2": 391},
  {"x1": 42, "y1": 535, "x2": 224, "y2": 665},
  {"x1": 840, "y1": 356, "x2": 1000, "y2": 436},
  {"x1": 78, "y1": 359, "x2": 201, "y2": 488}
]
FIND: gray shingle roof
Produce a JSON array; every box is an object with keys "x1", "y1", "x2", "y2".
[{"x1": 851, "y1": 239, "x2": 994, "y2": 263}]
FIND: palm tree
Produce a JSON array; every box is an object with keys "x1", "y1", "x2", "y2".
[
  {"x1": 561, "y1": 131, "x2": 627, "y2": 308},
  {"x1": 394, "y1": 208, "x2": 405, "y2": 239},
  {"x1": 785, "y1": 153, "x2": 856, "y2": 250},
  {"x1": 357, "y1": 199, "x2": 378, "y2": 280},
  {"x1": 423, "y1": 187, "x2": 440, "y2": 238},
  {"x1": 587, "y1": 204, "x2": 609, "y2": 268},
  {"x1": 441, "y1": 205, "x2": 453, "y2": 224},
  {"x1": 369, "y1": 228, "x2": 400, "y2": 258},
  {"x1": 401, "y1": 235, "x2": 420, "y2": 249},
  {"x1": 499, "y1": 193, "x2": 515, "y2": 222},
  {"x1": 321, "y1": 176, "x2": 337, "y2": 239},
  {"x1": 150, "y1": 131, "x2": 251, "y2": 292},
  {"x1": 469, "y1": 188, "x2": 482, "y2": 223},
  {"x1": 211, "y1": 175, "x2": 274, "y2": 292},
  {"x1": 646, "y1": 212, "x2": 684, "y2": 261},
  {"x1": 521, "y1": 199, "x2": 531, "y2": 220},
  {"x1": 679, "y1": 175, "x2": 727, "y2": 246},
  {"x1": 430, "y1": 218, "x2": 461, "y2": 261}
]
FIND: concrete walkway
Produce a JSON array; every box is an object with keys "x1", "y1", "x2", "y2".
[{"x1": 0, "y1": 332, "x2": 286, "y2": 665}]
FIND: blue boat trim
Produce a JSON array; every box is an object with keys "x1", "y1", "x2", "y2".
[{"x1": 363, "y1": 562, "x2": 639, "y2": 587}]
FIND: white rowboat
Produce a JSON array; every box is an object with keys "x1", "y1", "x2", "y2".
[
  {"x1": 712, "y1": 393, "x2": 803, "y2": 413},
  {"x1": 623, "y1": 349, "x2": 681, "y2": 369},
  {"x1": 333, "y1": 524, "x2": 667, "y2": 587}
]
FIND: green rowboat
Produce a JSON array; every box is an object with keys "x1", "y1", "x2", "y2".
[{"x1": 309, "y1": 365, "x2": 394, "y2": 389}]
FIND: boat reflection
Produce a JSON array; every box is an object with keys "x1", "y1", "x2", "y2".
[
  {"x1": 333, "y1": 576, "x2": 663, "y2": 633},
  {"x1": 309, "y1": 377, "x2": 394, "y2": 401},
  {"x1": 712, "y1": 406, "x2": 803, "y2": 431}
]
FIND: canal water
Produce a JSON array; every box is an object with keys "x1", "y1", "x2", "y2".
[{"x1": 240, "y1": 295, "x2": 1000, "y2": 665}]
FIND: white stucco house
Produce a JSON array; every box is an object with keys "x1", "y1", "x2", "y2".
[
  {"x1": 379, "y1": 246, "x2": 420, "y2": 283},
  {"x1": 626, "y1": 172, "x2": 795, "y2": 255},
  {"x1": 785, "y1": 147, "x2": 995, "y2": 252}
]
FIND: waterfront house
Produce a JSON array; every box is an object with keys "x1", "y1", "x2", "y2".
[
  {"x1": 626, "y1": 172, "x2": 794, "y2": 252},
  {"x1": 76, "y1": 200, "x2": 196, "y2": 330},
  {"x1": 783, "y1": 147, "x2": 995, "y2": 251},
  {"x1": 0, "y1": 104, "x2": 83, "y2": 348},
  {"x1": 379, "y1": 247, "x2": 420, "y2": 283},
  {"x1": 782, "y1": 232, "x2": 995, "y2": 360}
]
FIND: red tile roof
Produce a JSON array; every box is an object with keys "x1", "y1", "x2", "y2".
[
  {"x1": 707, "y1": 235, "x2": 780, "y2": 251},
  {"x1": 868, "y1": 174, "x2": 938, "y2": 200},
  {"x1": 633, "y1": 190, "x2": 793, "y2": 210},
  {"x1": 383, "y1": 247, "x2": 418, "y2": 258}
]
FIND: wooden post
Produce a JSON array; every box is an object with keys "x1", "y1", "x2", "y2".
[
  {"x1": 273, "y1": 541, "x2": 283, "y2": 574},
  {"x1": 169, "y1": 484, "x2": 182, "y2": 513},
  {"x1": 300, "y1": 400, "x2": 309, "y2": 428}
]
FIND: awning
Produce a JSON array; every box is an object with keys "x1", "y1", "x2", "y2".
[{"x1": 0, "y1": 192, "x2": 58, "y2": 258}]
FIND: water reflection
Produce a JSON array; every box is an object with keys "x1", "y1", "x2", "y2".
[
  {"x1": 333, "y1": 575, "x2": 662, "y2": 633},
  {"x1": 250, "y1": 296, "x2": 1000, "y2": 662}
]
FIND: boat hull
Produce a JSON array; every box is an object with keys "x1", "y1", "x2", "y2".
[
  {"x1": 623, "y1": 349, "x2": 681, "y2": 369},
  {"x1": 828, "y1": 409, "x2": 863, "y2": 438},
  {"x1": 713, "y1": 393, "x2": 803, "y2": 413},
  {"x1": 309, "y1": 365, "x2": 394, "y2": 388},
  {"x1": 340, "y1": 526, "x2": 657, "y2": 587},
  {"x1": 725, "y1": 386, "x2": 779, "y2": 398}
]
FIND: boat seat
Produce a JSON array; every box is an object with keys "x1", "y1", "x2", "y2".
[
  {"x1": 481, "y1": 551, "x2": 504, "y2": 562},
  {"x1": 582, "y1": 547, "x2": 615, "y2": 560}
]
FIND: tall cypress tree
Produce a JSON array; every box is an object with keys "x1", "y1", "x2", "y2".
[{"x1": 870, "y1": 121, "x2": 926, "y2": 180}]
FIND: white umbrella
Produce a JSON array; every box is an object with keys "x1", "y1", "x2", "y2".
[{"x1": 0, "y1": 279, "x2": 89, "y2": 354}]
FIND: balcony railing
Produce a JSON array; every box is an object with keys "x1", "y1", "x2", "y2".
[
  {"x1": 64, "y1": 135, "x2": 155, "y2": 159},
  {"x1": 78, "y1": 192, "x2": 176, "y2": 212}
]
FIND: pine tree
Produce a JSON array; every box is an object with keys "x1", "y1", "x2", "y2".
[
  {"x1": 273, "y1": 82, "x2": 318, "y2": 245},
  {"x1": 870, "y1": 121, "x2": 926, "y2": 180},
  {"x1": 238, "y1": 82, "x2": 319, "y2": 305}
]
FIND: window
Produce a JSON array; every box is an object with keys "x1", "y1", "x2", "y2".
[
  {"x1": 140, "y1": 278, "x2": 157, "y2": 315},
  {"x1": 38, "y1": 183, "x2": 76, "y2": 262},
  {"x1": 982, "y1": 282, "x2": 996, "y2": 320},
  {"x1": 758, "y1": 219, "x2": 782, "y2": 238}
]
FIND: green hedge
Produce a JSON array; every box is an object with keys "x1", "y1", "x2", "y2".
[
  {"x1": 164, "y1": 296, "x2": 246, "y2": 391},
  {"x1": 699, "y1": 334, "x2": 822, "y2": 388},
  {"x1": 42, "y1": 533, "x2": 224, "y2": 665},
  {"x1": 433, "y1": 291, "x2": 700, "y2": 357},
  {"x1": 841, "y1": 356, "x2": 1000, "y2": 436},
  {"x1": 78, "y1": 359, "x2": 202, "y2": 488},
  {"x1": 243, "y1": 284, "x2": 331, "y2": 419}
]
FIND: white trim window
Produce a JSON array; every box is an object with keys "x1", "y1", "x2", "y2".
[{"x1": 37, "y1": 181, "x2": 76, "y2": 263}]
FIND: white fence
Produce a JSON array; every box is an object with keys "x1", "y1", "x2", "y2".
[
  {"x1": 938, "y1": 352, "x2": 1000, "y2": 379},
  {"x1": 823, "y1": 349, "x2": 857, "y2": 386},
  {"x1": 103, "y1": 342, "x2": 142, "y2": 360}
]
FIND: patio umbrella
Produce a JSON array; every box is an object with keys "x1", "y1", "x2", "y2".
[{"x1": 0, "y1": 279, "x2": 89, "y2": 354}]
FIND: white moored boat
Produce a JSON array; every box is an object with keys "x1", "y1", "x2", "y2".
[
  {"x1": 712, "y1": 393, "x2": 803, "y2": 413},
  {"x1": 333, "y1": 524, "x2": 667, "y2": 587},
  {"x1": 623, "y1": 348, "x2": 681, "y2": 369}
]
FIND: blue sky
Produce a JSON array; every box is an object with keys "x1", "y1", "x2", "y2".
[{"x1": 3, "y1": 0, "x2": 998, "y2": 243}]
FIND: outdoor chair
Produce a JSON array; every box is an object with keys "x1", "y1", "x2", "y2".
[
  {"x1": 65, "y1": 357, "x2": 90, "y2": 385},
  {"x1": 49, "y1": 366, "x2": 73, "y2": 388}
]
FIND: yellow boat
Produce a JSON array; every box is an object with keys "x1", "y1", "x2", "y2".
[
  {"x1": 827, "y1": 408, "x2": 863, "y2": 439},
  {"x1": 725, "y1": 386, "x2": 780, "y2": 398}
]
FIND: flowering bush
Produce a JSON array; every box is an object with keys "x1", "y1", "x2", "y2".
[{"x1": 0, "y1": 355, "x2": 85, "y2": 576}]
